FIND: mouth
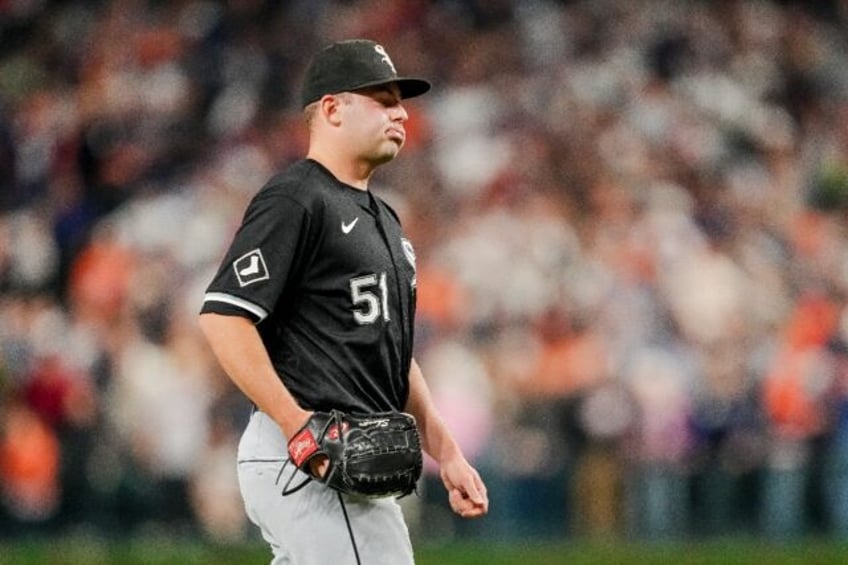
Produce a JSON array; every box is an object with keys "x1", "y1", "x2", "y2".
[{"x1": 387, "y1": 127, "x2": 405, "y2": 144}]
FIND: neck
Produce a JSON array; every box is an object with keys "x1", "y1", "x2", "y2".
[{"x1": 307, "y1": 146, "x2": 372, "y2": 191}]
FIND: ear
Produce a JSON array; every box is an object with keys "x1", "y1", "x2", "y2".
[{"x1": 319, "y1": 94, "x2": 343, "y2": 127}]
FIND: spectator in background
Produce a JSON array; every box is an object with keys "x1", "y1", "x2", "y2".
[{"x1": 0, "y1": 403, "x2": 61, "y2": 527}]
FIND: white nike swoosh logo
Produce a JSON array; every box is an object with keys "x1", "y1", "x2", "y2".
[{"x1": 341, "y1": 217, "x2": 359, "y2": 234}]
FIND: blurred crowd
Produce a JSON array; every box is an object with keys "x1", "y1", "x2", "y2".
[{"x1": 4, "y1": 0, "x2": 848, "y2": 545}]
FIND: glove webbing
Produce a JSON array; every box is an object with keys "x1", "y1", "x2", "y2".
[{"x1": 277, "y1": 410, "x2": 345, "y2": 497}]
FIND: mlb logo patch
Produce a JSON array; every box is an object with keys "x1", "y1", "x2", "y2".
[{"x1": 233, "y1": 249, "x2": 269, "y2": 287}]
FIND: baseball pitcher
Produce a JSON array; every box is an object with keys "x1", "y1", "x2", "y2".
[{"x1": 198, "y1": 39, "x2": 488, "y2": 565}]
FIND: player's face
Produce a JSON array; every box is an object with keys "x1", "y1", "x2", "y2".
[{"x1": 342, "y1": 83, "x2": 408, "y2": 165}]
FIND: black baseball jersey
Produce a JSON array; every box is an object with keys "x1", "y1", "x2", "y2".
[{"x1": 200, "y1": 159, "x2": 417, "y2": 414}]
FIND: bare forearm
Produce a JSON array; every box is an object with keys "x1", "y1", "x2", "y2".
[
  {"x1": 198, "y1": 312, "x2": 308, "y2": 438},
  {"x1": 405, "y1": 359, "x2": 460, "y2": 463},
  {"x1": 405, "y1": 357, "x2": 489, "y2": 517}
]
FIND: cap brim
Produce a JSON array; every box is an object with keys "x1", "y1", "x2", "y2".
[
  {"x1": 349, "y1": 77, "x2": 432, "y2": 100},
  {"x1": 396, "y1": 77, "x2": 432, "y2": 99}
]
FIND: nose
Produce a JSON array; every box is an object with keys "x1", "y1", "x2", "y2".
[{"x1": 391, "y1": 102, "x2": 408, "y2": 122}]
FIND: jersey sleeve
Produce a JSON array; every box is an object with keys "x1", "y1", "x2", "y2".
[{"x1": 201, "y1": 190, "x2": 312, "y2": 323}]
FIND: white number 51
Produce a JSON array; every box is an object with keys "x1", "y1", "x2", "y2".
[{"x1": 350, "y1": 272, "x2": 390, "y2": 324}]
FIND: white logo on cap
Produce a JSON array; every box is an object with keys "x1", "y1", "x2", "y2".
[{"x1": 374, "y1": 44, "x2": 396, "y2": 74}]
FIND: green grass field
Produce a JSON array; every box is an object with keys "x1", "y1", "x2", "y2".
[{"x1": 3, "y1": 537, "x2": 848, "y2": 564}]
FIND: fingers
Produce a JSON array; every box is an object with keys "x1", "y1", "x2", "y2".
[
  {"x1": 440, "y1": 457, "x2": 489, "y2": 518},
  {"x1": 449, "y1": 487, "x2": 488, "y2": 518},
  {"x1": 308, "y1": 454, "x2": 330, "y2": 478},
  {"x1": 446, "y1": 471, "x2": 489, "y2": 518},
  {"x1": 467, "y1": 470, "x2": 487, "y2": 505}
]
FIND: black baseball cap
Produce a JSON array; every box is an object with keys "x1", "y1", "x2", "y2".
[{"x1": 301, "y1": 39, "x2": 431, "y2": 107}]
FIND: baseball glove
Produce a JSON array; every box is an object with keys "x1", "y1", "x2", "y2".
[{"x1": 286, "y1": 410, "x2": 423, "y2": 498}]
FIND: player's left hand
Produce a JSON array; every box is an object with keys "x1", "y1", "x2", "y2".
[
  {"x1": 440, "y1": 455, "x2": 488, "y2": 518},
  {"x1": 309, "y1": 454, "x2": 330, "y2": 479}
]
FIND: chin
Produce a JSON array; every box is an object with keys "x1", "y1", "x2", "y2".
[{"x1": 373, "y1": 146, "x2": 401, "y2": 164}]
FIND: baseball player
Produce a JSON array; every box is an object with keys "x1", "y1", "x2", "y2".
[{"x1": 198, "y1": 39, "x2": 488, "y2": 564}]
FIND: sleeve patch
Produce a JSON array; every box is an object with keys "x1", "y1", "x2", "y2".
[{"x1": 233, "y1": 249, "x2": 270, "y2": 287}]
